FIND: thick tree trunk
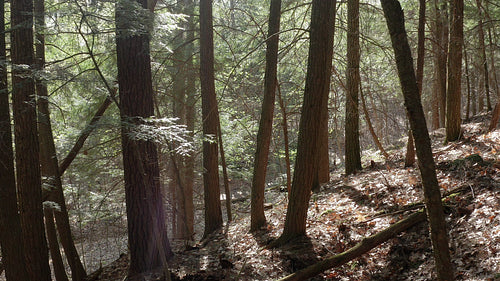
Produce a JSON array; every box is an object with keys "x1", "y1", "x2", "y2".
[
  {"x1": 250, "y1": 0, "x2": 281, "y2": 231},
  {"x1": 345, "y1": 0, "x2": 362, "y2": 175},
  {"x1": 0, "y1": 2, "x2": 30, "y2": 279},
  {"x1": 11, "y1": 0, "x2": 52, "y2": 279},
  {"x1": 464, "y1": 45, "x2": 472, "y2": 121},
  {"x1": 380, "y1": 1, "x2": 454, "y2": 280},
  {"x1": 433, "y1": 0, "x2": 448, "y2": 128},
  {"x1": 275, "y1": 0, "x2": 335, "y2": 244},
  {"x1": 116, "y1": 0, "x2": 173, "y2": 276},
  {"x1": 200, "y1": 0, "x2": 223, "y2": 237},
  {"x1": 445, "y1": 0, "x2": 464, "y2": 142}
]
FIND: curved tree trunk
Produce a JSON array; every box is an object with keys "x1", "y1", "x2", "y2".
[
  {"x1": 380, "y1": 1, "x2": 454, "y2": 279},
  {"x1": 250, "y1": 0, "x2": 281, "y2": 231}
]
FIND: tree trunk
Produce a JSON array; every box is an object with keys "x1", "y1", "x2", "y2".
[
  {"x1": 11, "y1": 0, "x2": 52, "y2": 279},
  {"x1": 116, "y1": 0, "x2": 173, "y2": 276},
  {"x1": 0, "y1": 1, "x2": 30, "y2": 279},
  {"x1": 182, "y1": 0, "x2": 196, "y2": 241},
  {"x1": 277, "y1": 81, "x2": 291, "y2": 194},
  {"x1": 464, "y1": 44, "x2": 472, "y2": 121},
  {"x1": 380, "y1": 1, "x2": 454, "y2": 280},
  {"x1": 360, "y1": 85, "x2": 389, "y2": 159},
  {"x1": 44, "y1": 209, "x2": 69, "y2": 281},
  {"x1": 433, "y1": 0, "x2": 448, "y2": 128},
  {"x1": 475, "y1": 0, "x2": 491, "y2": 111},
  {"x1": 218, "y1": 122, "x2": 232, "y2": 222},
  {"x1": 250, "y1": 0, "x2": 281, "y2": 231},
  {"x1": 445, "y1": 0, "x2": 464, "y2": 142},
  {"x1": 200, "y1": 0, "x2": 223, "y2": 237},
  {"x1": 345, "y1": 0, "x2": 362, "y2": 175},
  {"x1": 275, "y1": 0, "x2": 335, "y2": 244},
  {"x1": 405, "y1": 0, "x2": 425, "y2": 166},
  {"x1": 35, "y1": 0, "x2": 87, "y2": 278}
]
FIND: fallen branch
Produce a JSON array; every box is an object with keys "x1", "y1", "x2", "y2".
[{"x1": 277, "y1": 210, "x2": 426, "y2": 281}]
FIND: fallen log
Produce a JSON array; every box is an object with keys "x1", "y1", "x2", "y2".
[{"x1": 277, "y1": 210, "x2": 427, "y2": 281}]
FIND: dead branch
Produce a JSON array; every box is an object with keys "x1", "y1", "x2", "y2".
[{"x1": 277, "y1": 210, "x2": 426, "y2": 281}]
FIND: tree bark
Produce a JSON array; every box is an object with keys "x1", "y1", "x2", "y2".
[
  {"x1": 432, "y1": 0, "x2": 448, "y2": 128},
  {"x1": 277, "y1": 81, "x2": 291, "y2": 194},
  {"x1": 35, "y1": 0, "x2": 87, "y2": 278},
  {"x1": 278, "y1": 210, "x2": 427, "y2": 281},
  {"x1": 0, "y1": 1, "x2": 30, "y2": 279},
  {"x1": 380, "y1": 1, "x2": 454, "y2": 279},
  {"x1": 250, "y1": 0, "x2": 281, "y2": 231},
  {"x1": 345, "y1": 0, "x2": 362, "y2": 175},
  {"x1": 11, "y1": 0, "x2": 52, "y2": 279},
  {"x1": 405, "y1": 0, "x2": 425, "y2": 167},
  {"x1": 475, "y1": 0, "x2": 491, "y2": 111},
  {"x1": 218, "y1": 122, "x2": 232, "y2": 222},
  {"x1": 275, "y1": 0, "x2": 335, "y2": 244},
  {"x1": 116, "y1": 0, "x2": 173, "y2": 276},
  {"x1": 445, "y1": 0, "x2": 464, "y2": 142},
  {"x1": 200, "y1": 0, "x2": 223, "y2": 237},
  {"x1": 44, "y1": 209, "x2": 69, "y2": 281}
]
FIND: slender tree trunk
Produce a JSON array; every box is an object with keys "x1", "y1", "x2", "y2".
[
  {"x1": 275, "y1": 0, "x2": 335, "y2": 244},
  {"x1": 218, "y1": 122, "x2": 232, "y2": 222},
  {"x1": 250, "y1": 0, "x2": 281, "y2": 231},
  {"x1": 475, "y1": 0, "x2": 491, "y2": 111},
  {"x1": 380, "y1": 1, "x2": 454, "y2": 279},
  {"x1": 200, "y1": 0, "x2": 223, "y2": 237},
  {"x1": 35, "y1": 0, "x2": 87, "y2": 278},
  {"x1": 464, "y1": 44, "x2": 471, "y2": 121},
  {"x1": 116, "y1": 0, "x2": 173, "y2": 276},
  {"x1": 277, "y1": 81, "x2": 291, "y2": 194},
  {"x1": 0, "y1": 1, "x2": 30, "y2": 279},
  {"x1": 345, "y1": 0, "x2": 362, "y2": 175},
  {"x1": 182, "y1": 0, "x2": 196, "y2": 241},
  {"x1": 11, "y1": 0, "x2": 52, "y2": 279},
  {"x1": 446, "y1": 0, "x2": 464, "y2": 142},
  {"x1": 405, "y1": 0, "x2": 425, "y2": 166},
  {"x1": 360, "y1": 85, "x2": 389, "y2": 159},
  {"x1": 433, "y1": 0, "x2": 448, "y2": 128},
  {"x1": 44, "y1": 209, "x2": 69, "y2": 281}
]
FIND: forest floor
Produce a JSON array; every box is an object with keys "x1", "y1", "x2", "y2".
[{"x1": 78, "y1": 114, "x2": 500, "y2": 280}]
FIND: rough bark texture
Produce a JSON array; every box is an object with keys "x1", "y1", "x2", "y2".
[
  {"x1": 0, "y1": 1, "x2": 30, "y2": 279},
  {"x1": 381, "y1": 1, "x2": 454, "y2": 280},
  {"x1": 446, "y1": 0, "x2": 464, "y2": 142},
  {"x1": 11, "y1": 0, "x2": 52, "y2": 279},
  {"x1": 345, "y1": 0, "x2": 362, "y2": 175},
  {"x1": 35, "y1": 0, "x2": 87, "y2": 278},
  {"x1": 250, "y1": 0, "x2": 281, "y2": 231},
  {"x1": 276, "y1": 0, "x2": 335, "y2": 243},
  {"x1": 278, "y1": 211, "x2": 427, "y2": 281},
  {"x1": 116, "y1": 0, "x2": 173, "y2": 275},
  {"x1": 200, "y1": 0, "x2": 223, "y2": 237}
]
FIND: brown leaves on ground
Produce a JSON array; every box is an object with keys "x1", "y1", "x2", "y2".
[{"x1": 91, "y1": 113, "x2": 500, "y2": 280}]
